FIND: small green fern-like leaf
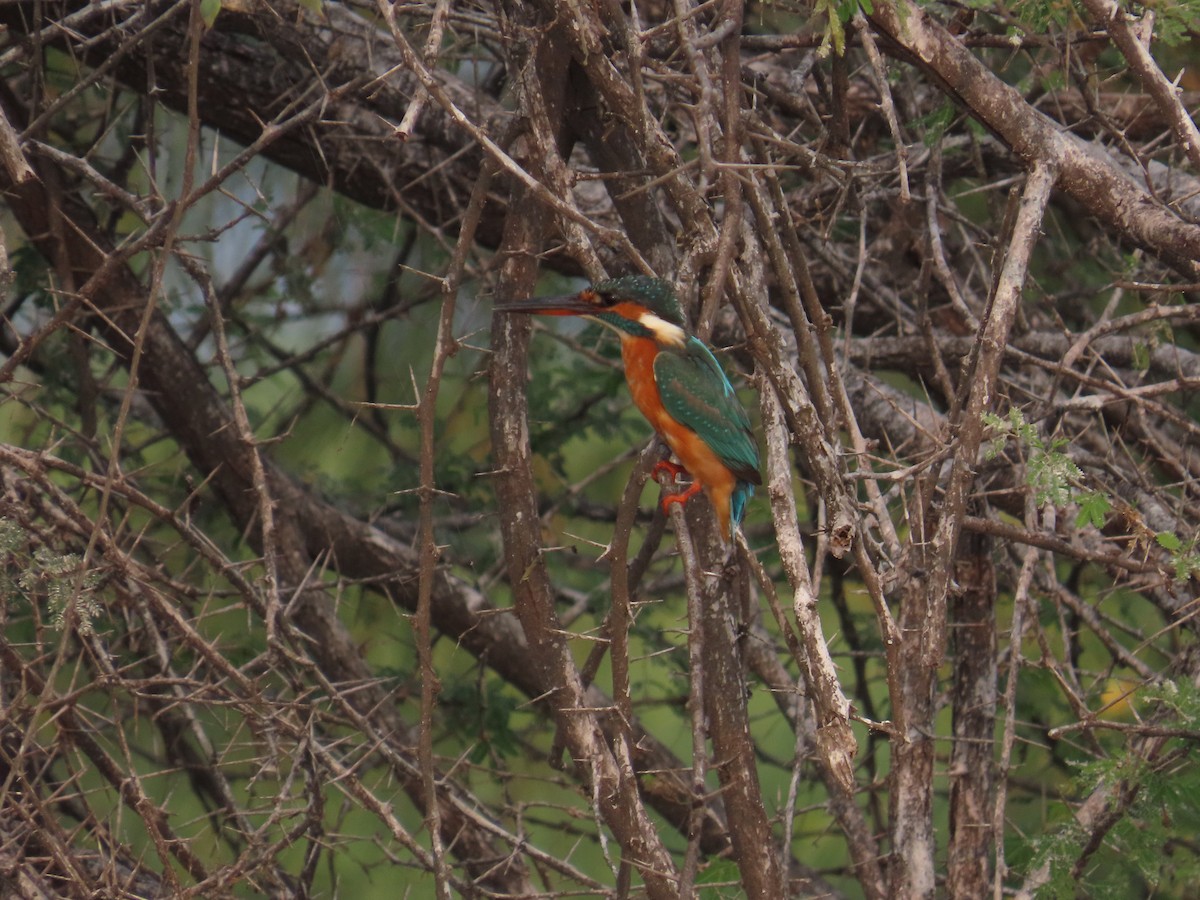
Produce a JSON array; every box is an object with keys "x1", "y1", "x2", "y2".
[{"x1": 1075, "y1": 491, "x2": 1111, "y2": 529}]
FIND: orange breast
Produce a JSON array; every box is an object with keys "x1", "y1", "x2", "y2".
[
  {"x1": 621, "y1": 336, "x2": 674, "y2": 436},
  {"x1": 620, "y1": 336, "x2": 738, "y2": 531}
]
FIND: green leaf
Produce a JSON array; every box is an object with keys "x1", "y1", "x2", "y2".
[
  {"x1": 297, "y1": 0, "x2": 323, "y2": 13},
  {"x1": 1156, "y1": 531, "x2": 1183, "y2": 552},
  {"x1": 1174, "y1": 552, "x2": 1200, "y2": 582},
  {"x1": 1011, "y1": 408, "x2": 1038, "y2": 445},
  {"x1": 982, "y1": 411, "x2": 1009, "y2": 459},
  {"x1": 697, "y1": 859, "x2": 743, "y2": 896},
  {"x1": 1148, "y1": 0, "x2": 1200, "y2": 46},
  {"x1": 1029, "y1": 447, "x2": 1080, "y2": 508},
  {"x1": 1075, "y1": 492, "x2": 1111, "y2": 529},
  {"x1": 199, "y1": 0, "x2": 222, "y2": 28}
]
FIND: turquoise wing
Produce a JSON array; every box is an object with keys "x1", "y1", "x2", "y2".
[{"x1": 653, "y1": 339, "x2": 761, "y2": 485}]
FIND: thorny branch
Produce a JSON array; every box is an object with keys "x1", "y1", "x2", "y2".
[{"x1": 1, "y1": 0, "x2": 1199, "y2": 897}]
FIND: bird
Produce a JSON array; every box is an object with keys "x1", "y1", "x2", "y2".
[{"x1": 495, "y1": 275, "x2": 761, "y2": 540}]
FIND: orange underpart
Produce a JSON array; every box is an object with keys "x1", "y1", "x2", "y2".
[{"x1": 621, "y1": 334, "x2": 739, "y2": 538}]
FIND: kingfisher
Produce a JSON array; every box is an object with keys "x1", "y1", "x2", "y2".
[{"x1": 496, "y1": 275, "x2": 761, "y2": 540}]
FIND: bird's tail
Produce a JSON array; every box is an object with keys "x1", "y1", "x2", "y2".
[{"x1": 730, "y1": 481, "x2": 755, "y2": 535}]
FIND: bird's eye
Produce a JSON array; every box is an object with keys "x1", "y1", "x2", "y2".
[{"x1": 579, "y1": 289, "x2": 607, "y2": 307}]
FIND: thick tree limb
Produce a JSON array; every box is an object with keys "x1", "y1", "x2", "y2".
[
  {"x1": 869, "y1": 0, "x2": 1200, "y2": 276},
  {"x1": 1078, "y1": 0, "x2": 1200, "y2": 172}
]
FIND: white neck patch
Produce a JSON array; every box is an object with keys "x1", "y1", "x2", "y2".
[{"x1": 638, "y1": 312, "x2": 687, "y2": 347}]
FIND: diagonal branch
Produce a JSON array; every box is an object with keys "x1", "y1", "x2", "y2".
[
  {"x1": 868, "y1": 0, "x2": 1200, "y2": 277},
  {"x1": 1078, "y1": 0, "x2": 1200, "y2": 172}
]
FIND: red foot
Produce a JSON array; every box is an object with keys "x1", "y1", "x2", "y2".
[
  {"x1": 651, "y1": 459, "x2": 689, "y2": 484},
  {"x1": 660, "y1": 480, "x2": 703, "y2": 512}
]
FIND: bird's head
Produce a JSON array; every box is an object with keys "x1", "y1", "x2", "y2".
[{"x1": 495, "y1": 275, "x2": 687, "y2": 346}]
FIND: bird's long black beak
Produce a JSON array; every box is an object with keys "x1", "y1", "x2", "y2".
[{"x1": 493, "y1": 293, "x2": 597, "y2": 317}]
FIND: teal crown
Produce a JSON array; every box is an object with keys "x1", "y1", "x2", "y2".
[{"x1": 592, "y1": 276, "x2": 686, "y2": 328}]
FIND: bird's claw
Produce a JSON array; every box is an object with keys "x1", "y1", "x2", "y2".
[
  {"x1": 652, "y1": 459, "x2": 700, "y2": 513},
  {"x1": 651, "y1": 459, "x2": 688, "y2": 485},
  {"x1": 659, "y1": 480, "x2": 702, "y2": 513}
]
